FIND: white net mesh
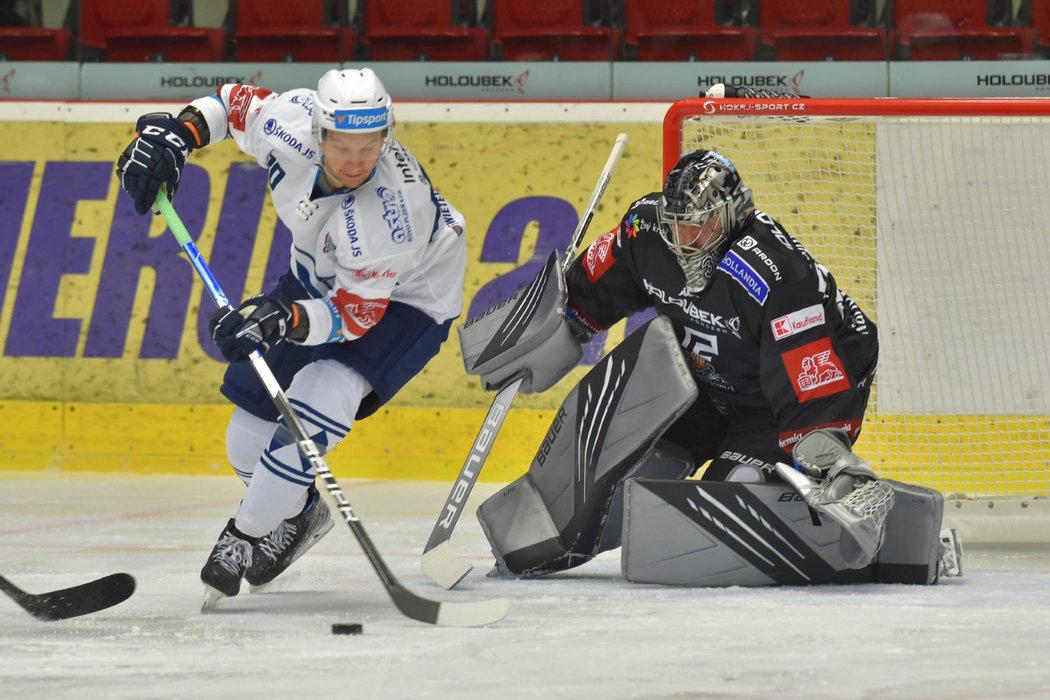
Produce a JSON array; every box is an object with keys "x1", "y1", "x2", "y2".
[{"x1": 672, "y1": 103, "x2": 1050, "y2": 498}]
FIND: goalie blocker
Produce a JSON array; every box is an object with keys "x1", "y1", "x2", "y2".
[{"x1": 459, "y1": 250, "x2": 582, "y2": 395}]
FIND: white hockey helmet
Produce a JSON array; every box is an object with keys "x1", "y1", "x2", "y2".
[
  {"x1": 658, "y1": 149, "x2": 754, "y2": 293},
  {"x1": 312, "y1": 68, "x2": 395, "y2": 155}
]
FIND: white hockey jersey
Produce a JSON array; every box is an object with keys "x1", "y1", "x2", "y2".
[{"x1": 188, "y1": 83, "x2": 466, "y2": 346}]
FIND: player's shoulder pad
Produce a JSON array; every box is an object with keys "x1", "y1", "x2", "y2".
[
  {"x1": 384, "y1": 142, "x2": 430, "y2": 188},
  {"x1": 257, "y1": 90, "x2": 319, "y2": 162},
  {"x1": 621, "y1": 192, "x2": 663, "y2": 241},
  {"x1": 717, "y1": 211, "x2": 810, "y2": 304}
]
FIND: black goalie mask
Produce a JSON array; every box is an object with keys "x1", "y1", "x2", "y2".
[{"x1": 658, "y1": 150, "x2": 754, "y2": 293}]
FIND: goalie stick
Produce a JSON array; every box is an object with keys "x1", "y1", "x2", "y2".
[
  {"x1": 155, "y1": 192, "x2": 509, "y2": 628},
  {"x1": 0, "y1": 572, "x2": 135, "y2": 621},
  {"x1": 421, "y1": 132, "x2": 631, "y2": 589}
]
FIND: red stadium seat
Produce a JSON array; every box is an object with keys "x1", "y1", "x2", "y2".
[
  {"x1": 79, "y1": 0, "x2": 225, "y2": 62},
  {"x1": 0, "y1": 27, "x2": 70, "y2": 60},
  {"x1": 492, "y1": 0, "x2": 620, "y2": 61},
  {"x1": 623, "y1": 0, "x2": 757, "y2": 61},
  {"x1": 363, "y1": 0, "x2": 488, "y2": 60},
  {"x1": 1031, "y1": 0, "x2": 1050, "y2": 53},
  {"x1": 234, "y1": 0, "x2": 357, "y2": 62},
  {"x1": 760, "y1": 0, "x2": 888, "y2": 60},
  {"x1": 894, "y1": 0, "x2": 1035, "y2": 59}
]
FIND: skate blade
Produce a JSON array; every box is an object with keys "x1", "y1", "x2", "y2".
[{"x1": 201, "y1": 585, "x2": 227, "y2": 612}]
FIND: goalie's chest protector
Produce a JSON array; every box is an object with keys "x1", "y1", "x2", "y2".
[{"x1": 634, "y1": 222, "x2": 801, "y2": 405}]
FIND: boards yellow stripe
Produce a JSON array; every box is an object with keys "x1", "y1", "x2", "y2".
[{"x1": 1, "y1": 402, "x2": 1047, "y2": 496}]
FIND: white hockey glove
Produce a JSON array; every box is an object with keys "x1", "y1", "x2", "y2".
[{"x1": 774, "y1": 428, "x2": 894, "y2": 569}]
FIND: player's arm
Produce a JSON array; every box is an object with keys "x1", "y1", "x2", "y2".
[
  {"x1": 564, "y1": 215, "x2": 653, "y2": 338},
  {"x1": 208, "y1": 256, "x2": 402, "y2": 363},
  {"x1": 757, "y1": 279, "x2": 866, "y2": 454},
  {"x1": 115, "y1": 84, "x2": 278, "y2": 215}
]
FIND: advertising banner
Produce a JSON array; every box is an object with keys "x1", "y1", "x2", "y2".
[{"x1": 0, "y1": 120, "x2": 664, "y2": 414}]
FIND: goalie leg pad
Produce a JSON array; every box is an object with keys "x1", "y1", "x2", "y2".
[
  {"x1": 874, "y1": 479, "x2": 946, "y2": 584},
  {"x1": 476, "y1": 316, "x2": 699, "y2": 576},
  {"x1": 459, "y1": 251, "x2": 581, "y2": 394},
  {"x1": 622, "y1": 478, "x2": 946, "y2": 586}
]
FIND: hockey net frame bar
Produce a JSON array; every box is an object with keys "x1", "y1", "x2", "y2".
[{"x1": 663, "y1": 97, "x2": 1050, "y2": 543}]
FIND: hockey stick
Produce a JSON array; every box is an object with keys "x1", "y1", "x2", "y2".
[
  {"x1": 0, "y1": 572, "x2": 135, "y2": 621},
  {"x1": 155, "y1": 191, "x2": 509, "y2": 628},
  {"x1": 420, "y1": 132, "x2": 630, "y2": 589}
]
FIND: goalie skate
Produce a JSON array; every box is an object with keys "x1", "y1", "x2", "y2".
[
  {"x1": 246, "y1": 486, "x2": 334, "y2": 588},
  {"x1": 938, "y1": 528, "x2": 964, "y2": 578}
]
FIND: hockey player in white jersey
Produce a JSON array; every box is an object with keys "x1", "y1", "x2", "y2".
[{"x1": 116, "y1": 68, "x2": 466, "y2": 603}]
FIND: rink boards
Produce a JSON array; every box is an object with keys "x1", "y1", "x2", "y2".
[{"x1": 0, "y1": 102, "x2": 1047, "y2": 498}]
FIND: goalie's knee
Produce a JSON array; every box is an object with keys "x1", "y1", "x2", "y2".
[{"x1": 476, "y1": 316, "x2": 698, "y2": 576}]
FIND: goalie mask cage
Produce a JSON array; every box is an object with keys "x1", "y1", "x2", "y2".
[{"x1": 664, "y1": 97, "x2": 1050, "y2": 539}]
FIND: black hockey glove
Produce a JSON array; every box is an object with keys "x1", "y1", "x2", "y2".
[
  {"x1": 209, "y1": 295, "x2": 308, "y2": 363},
  {"x1": 116, "y1": 112, "x2": 195, "y2": 215}
]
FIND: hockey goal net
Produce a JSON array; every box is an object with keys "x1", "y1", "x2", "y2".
[{"x1": 664, "y1": 97, "x2": 1050, "y2": 509}]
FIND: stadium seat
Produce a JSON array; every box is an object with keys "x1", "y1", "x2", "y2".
[
  {"x1": 759, "y1": 0, "x2": 888, "y2": 60},
  {"x1": 79, "y1": 0, "x2": 226, "y2": 62},
  {"x1": 362, "y1": 0, "x2": 488, "y2": 60},
  {"x1": 234, "y1": 0, "x2": 357, "y2": 62},
  {"x1": 492, "y1": 0, "x2": 620, "y2": 61},
  {"x1": 1022, "y1": 0, "x2": 1050, "y2": 54},
  {"x1": 623, "y1": 0, "x2": 757, "y2": 61},
  {"x1": 0, "y1": 27, "x2": 70, "y2": 60},
  {"x1": 894, "y1": 0, "x2": 1036, "y2": 60}
]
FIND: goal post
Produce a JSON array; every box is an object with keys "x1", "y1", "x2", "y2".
[{"x1": 664, "y1": 97, "x2": 1050, "y2": 540}]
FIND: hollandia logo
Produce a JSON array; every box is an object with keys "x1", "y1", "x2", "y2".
[{"x1": 333, "y1": 107, "x2": 388, "y2": 130}]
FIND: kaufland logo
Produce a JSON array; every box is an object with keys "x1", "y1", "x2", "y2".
[
  {"x1": 333, "y1": 107, "x2": 387, "y2": 130},
  {"x1": 771, "y1": 304, "x2": 825, "y2": 340}
]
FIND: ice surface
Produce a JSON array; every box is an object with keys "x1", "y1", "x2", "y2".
[{"x1": 1, "y1": 473, "x2": 1048, "y2": 700}]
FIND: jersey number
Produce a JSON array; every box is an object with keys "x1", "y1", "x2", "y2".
[
  {"x1": 266, "y1": 153, "x2": 285, "y2": 190},
  {"x1": 682, "y1": 327, "x2": 718, "y2": 360}
]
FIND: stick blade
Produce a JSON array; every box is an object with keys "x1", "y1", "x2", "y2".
[
  {"x1": 0, "y1": 573, "x2": 136, "y2": 621},
  {"x1": 389, "y1": 583, "x2": 510, "y2": 628},
  {"x1": 434, "y1": 595, "x2": 511, "y2": 628},
  {"x1": 421, "y1": 540, "x2": 473, "y2": 590}
]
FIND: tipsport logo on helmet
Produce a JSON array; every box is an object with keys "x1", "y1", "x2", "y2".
[{"x1": 333, "y1": 106, "x2": 388, "y2": 131}]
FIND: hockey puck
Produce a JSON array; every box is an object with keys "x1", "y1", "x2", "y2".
[{"x1": 331, "y1": 623, "x2": 363, "y2": 635}]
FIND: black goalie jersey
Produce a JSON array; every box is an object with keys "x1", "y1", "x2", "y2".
[{"x1": 565, "y1": 194, "x2": 879, "y2": 453}]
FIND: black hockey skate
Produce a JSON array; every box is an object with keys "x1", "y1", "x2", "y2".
[
  {"x1": 200, "y1": 519, "x2": 255, "y2": 608},
  {"x1": 245, "y1": 486, "x2": 334, "y2": 588}
]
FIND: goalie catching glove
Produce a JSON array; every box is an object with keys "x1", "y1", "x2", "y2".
[
  {"x1": 210, "y1": 295, "x2": 309, "y2": 362},
  {"x1": 774, "y1": 428, "x2": 895, "y2": 569}
]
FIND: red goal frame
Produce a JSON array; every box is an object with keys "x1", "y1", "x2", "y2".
[{"x1": 662, "y1": 97, "x2": 1050, "y2": 176}]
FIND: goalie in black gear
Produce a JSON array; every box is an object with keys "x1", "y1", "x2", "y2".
[{"x1": 474, "y1": 145, "x2": 960, "y2": 586}]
